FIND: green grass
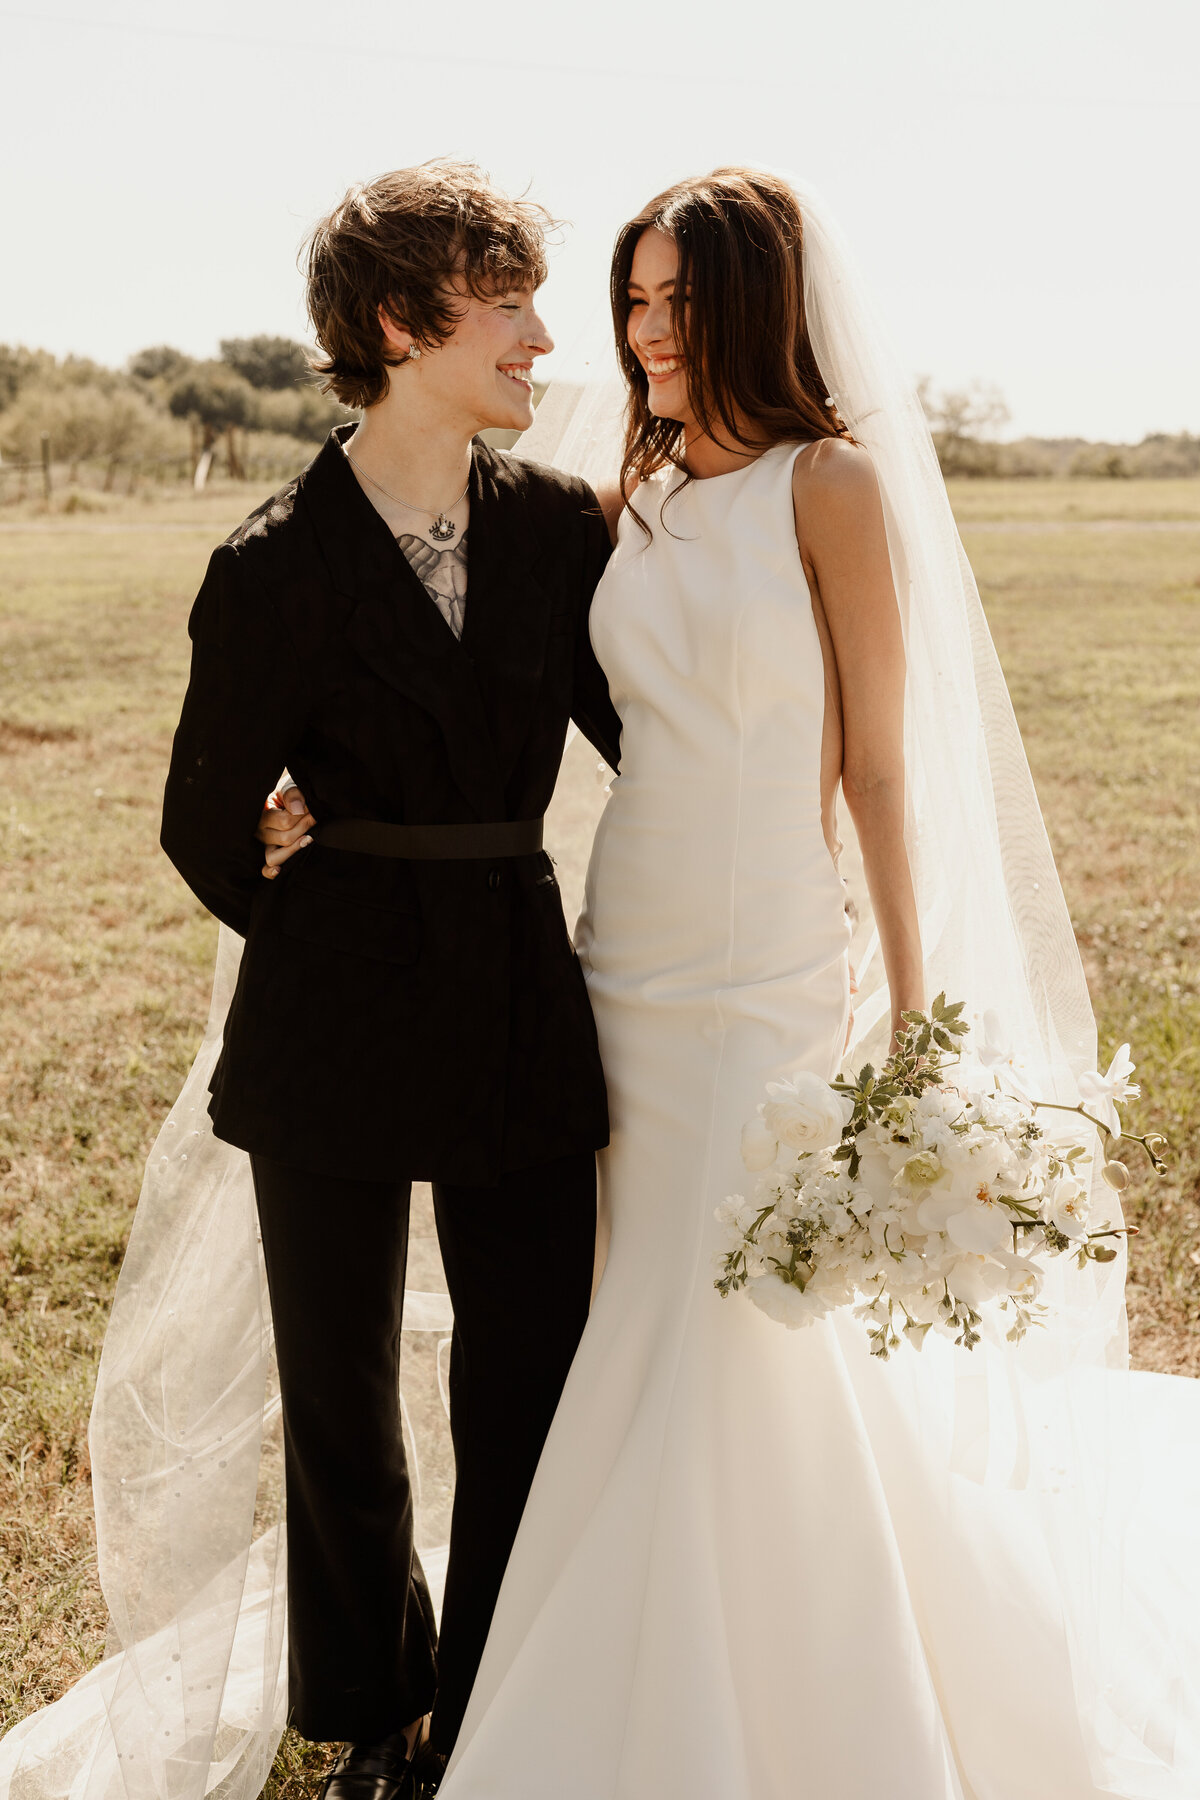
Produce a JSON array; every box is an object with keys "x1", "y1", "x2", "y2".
[
  {"x1": 965, "y1": 518, "x2": 1200, "y2": 1370},
  {"x1": 1, "y1": 477, "x2": 1198, "y2": 1787},
  {"x1": 947, "y1": 474, "x2": 1200, "y2": 522}
]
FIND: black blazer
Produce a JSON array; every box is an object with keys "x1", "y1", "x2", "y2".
[{"x1": 161, "y1": 427, "x2": 622, "y2": 1186}]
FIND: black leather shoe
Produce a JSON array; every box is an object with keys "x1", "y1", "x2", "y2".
[
  {"x1": 410, "y1": 1742, "x2": 448, "y2": 1798},
  {"x1": 320, "y1": 1734, "x2": 419, "y2": 1800}
]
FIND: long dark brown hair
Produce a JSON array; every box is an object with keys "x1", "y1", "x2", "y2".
[{"x1": 611, "y1": 168, "x2": 852, "y2": 509}]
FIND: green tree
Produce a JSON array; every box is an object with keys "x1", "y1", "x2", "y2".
[
  {"x1": 219, "y1": 335, "x2": 311, "y2": 391},
  {"x1": 169, "y1": 363, "x2": 259, "y2": 481},
  {"x1": 255, "y1": 384, "x2": 356, "y2": 442},
  {"x1": 169, "y1": 364, "x2": 256, "y2": 438},
  {"x1": 917, "y1": 379, "x2": 1011, "y2": 478},
  {"x1": 129, "y1": 344, "x2": 194, "y2": 384},
  {"x1": 0, "y1": 382, "x2": 183, "y2": 467},
  {"x1": 0, "y1": 344, "x2": 57, "y2": 410}
]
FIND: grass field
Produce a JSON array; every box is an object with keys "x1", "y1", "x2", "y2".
[{"x1": 1, "y1": 474, "x2": 1198, "y2": 1788}]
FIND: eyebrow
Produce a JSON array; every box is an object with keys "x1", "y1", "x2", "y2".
[{"x1": 626, "y1": 278, "x2": 676, "y2": 294}]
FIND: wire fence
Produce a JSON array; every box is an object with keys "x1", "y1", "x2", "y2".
[{"x1": 0, "y1": 431, "x2": 311, "y2": 504}]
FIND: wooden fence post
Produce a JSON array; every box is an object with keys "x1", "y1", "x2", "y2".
[{"x1": 40, "y1": 433, "x2": 52, "y2": 502}]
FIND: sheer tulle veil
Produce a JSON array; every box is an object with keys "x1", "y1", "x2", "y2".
[{"x1": 2, "y1": 172, "x2": 1197, "y2": 1800}]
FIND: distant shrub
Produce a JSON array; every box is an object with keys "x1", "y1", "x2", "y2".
[
  {"x1": 1070, "y1": 445, "x2": 1131, "y2": 479},
  {"x1": 0, "y1": 382, "x2": 185, "y2": 465},
  {"x1": 168, "y1": 364, "x2": 258, "y2": 441},
  {"x1": 255, "y1": 384, "x2": 356, "y2": 442},
  {"x1": 0, "y1": 344, "x2": 57, "y2": 410},
  {"x1": 219, "y1": 335, "x2": 312, "y2": 392},
  {"x1": 240, "y1": 427, "x2": 321, "y2": 478},
  {"x1": 995, "y1": 439, "x2": 1062, "y2": 478},
  {"x1": 129, "y1": 345, "x2": 194, "y2": 384},
  {"x1": 1127, "y1": 433, "x2": 1200, "y2": 478}
]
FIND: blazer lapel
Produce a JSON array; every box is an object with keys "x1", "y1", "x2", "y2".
[
  {"x1": 300, "y1": 429, "x2": 504, "y2": 819},
  {"x1": 463, "y1": 447, "x2": 552, "y2": 793}
]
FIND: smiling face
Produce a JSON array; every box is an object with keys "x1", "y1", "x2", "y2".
[
  {"x1": 625, "y1": 228, "x2": 696, "y2": 430},
  {"x1": 381, "y1": 279, "x2": 552, "y2": 433}
]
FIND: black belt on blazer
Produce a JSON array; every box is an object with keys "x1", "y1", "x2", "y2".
[{"x1": 316, "y1": 817, "x2": 544, "y2": 860}]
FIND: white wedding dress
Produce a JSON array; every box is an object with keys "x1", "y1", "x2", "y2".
[{"x1": 440, "y1": 445, "x2": 1200, "y2": 1800}]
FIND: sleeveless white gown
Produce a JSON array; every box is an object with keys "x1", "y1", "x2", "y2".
[{"x1": 439, "y1": 445, "x2": 1199, "y2": 1800}]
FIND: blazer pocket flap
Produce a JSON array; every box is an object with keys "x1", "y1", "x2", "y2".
[{"x1": 280, "y1": 883, "x2": 421, "y2": 966}]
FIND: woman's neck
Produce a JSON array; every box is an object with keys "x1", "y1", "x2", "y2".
[
  {"x1": 681, "y1": 420, "x2": 769, "y2": 481},
  {"x1": 346, "y1": 398, "x2": 474, "y2": 520}
]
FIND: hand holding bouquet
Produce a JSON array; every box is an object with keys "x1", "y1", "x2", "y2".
[{"x1": 716, "y1": 997, "x2": 1166, "y2": 1358}]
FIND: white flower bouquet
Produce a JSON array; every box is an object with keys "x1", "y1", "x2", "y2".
[{"x1": 716, "y1": 996, "x2": 1166, "y2": 1357}]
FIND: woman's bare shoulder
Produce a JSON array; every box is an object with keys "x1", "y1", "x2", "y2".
[
  {"x1": 792, "y1": 436, "x2": 880, "y2": 507},
  {"x1": 792, "y1": 439, "x2": 887, "y2": 553}
]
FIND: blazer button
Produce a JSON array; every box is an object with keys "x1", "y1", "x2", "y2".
[{"x1": 487, "y1": 867, "x2": 502, "y2": 891}]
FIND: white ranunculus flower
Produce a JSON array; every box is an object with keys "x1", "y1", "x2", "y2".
[
  {"x1": 762, "y1": 1072, "x2": 854, "y2": 1152},
  {"x1": 740, "y1": 1111, "x2": 779, "y2": 1171},
  {"x1": 894, "y1": 1150, "x2": 946, "y2": 1192}
]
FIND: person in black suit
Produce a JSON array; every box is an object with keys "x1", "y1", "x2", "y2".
[{"x1": 160, "y1": 162, "x2": 621, "y2": 1800}]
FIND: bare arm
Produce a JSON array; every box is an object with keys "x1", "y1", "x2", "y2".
[{"x1": 793, "y1": 439, "x2": 924, "y2": 1044}]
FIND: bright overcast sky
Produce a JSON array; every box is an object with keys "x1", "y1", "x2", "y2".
[{"x1": 3, "y1": 0, "x2": 1197, "y2": 441}]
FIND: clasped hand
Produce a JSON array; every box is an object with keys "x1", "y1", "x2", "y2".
[{"x1": 256, "y1": 783, "x2": 315, "y2": 878}]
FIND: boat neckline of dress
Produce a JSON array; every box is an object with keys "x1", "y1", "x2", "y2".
[{"x1": 667, "y1": 440, "x2": 808, "y2": 487}]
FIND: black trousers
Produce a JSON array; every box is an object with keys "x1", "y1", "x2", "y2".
[{"x1": 251, "y1": 1150, "x2": 597, "y2": 1754}]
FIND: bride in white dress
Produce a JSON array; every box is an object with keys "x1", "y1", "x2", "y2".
[{"x1": 437, "y1": 170, "x2": 1200, "y2": 1799}]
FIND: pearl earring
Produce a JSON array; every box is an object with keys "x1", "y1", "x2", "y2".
[{"x1": 405, "y1": 344, "x2": 422, "y2": 363}]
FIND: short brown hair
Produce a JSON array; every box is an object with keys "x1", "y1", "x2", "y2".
[
  {"x1": 611, "y1": 168, "x2": 852, "y2": 510},
  {"x1": 305, "y1": 160, "x2": 552, "y2": 409}
]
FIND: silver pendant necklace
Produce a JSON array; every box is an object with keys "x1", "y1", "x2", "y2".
[{"x1": 345, "y1": 451, "x2": 469, "y2": 543}]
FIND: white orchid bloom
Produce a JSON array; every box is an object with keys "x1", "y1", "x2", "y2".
[
  {"x1": 977, "y1": 1010, "x2": 1034, "y2": 1100},
  {"x1": 944, "y1": 1188, "x2": 1017, "y2": 1255},
  {"x1": 946, "y1": 1254, "x2": 1013, "y2": 1310},
  {"x1": 1077, "y1": 1044, "x2": 1140, "y2": 1136},
  {"x1": 1043, "y1": 1176, "x2": 1091, "y2": 1242},
  {"x1": 915, "y1": 1188, "x2": 960, "y2": 1233}
]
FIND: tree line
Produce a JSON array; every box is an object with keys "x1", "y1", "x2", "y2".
[
  {"x1": 1, "y1": 342, "x2": 1196, "y2": 485},
  {"x1": 0, "y1": 336, "x2": 354, "y2": 482},
  {"x1": 918, "y1": 380, "x2": 1200, "y2": 479}
]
